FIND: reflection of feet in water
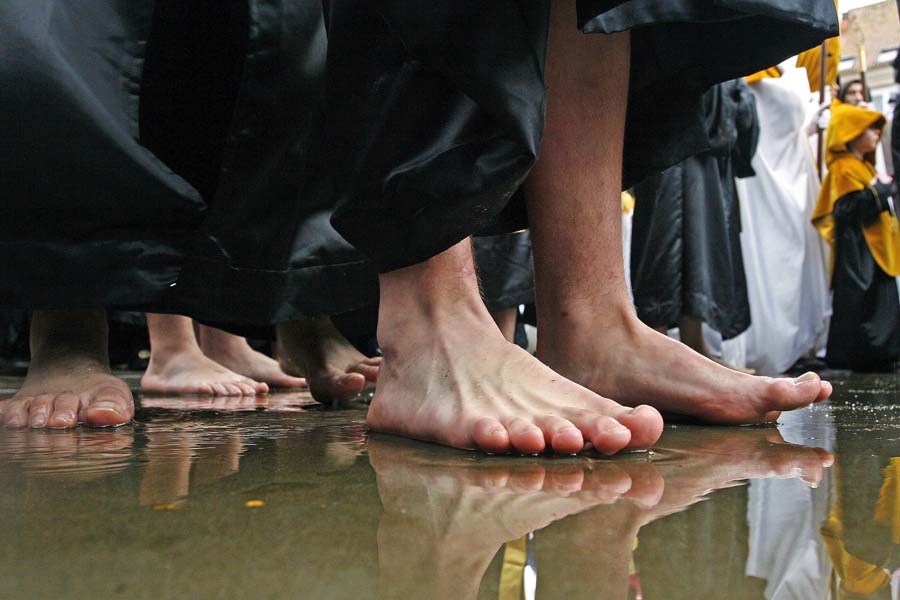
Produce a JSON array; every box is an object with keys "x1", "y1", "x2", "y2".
[
  {"x1": 368, "y1": 428, "x2": 833, "y2": 600},
  {"x1": 277, "y1": 317, "x2": 381, "y2": 404},
  {"x1": 138, "y1": 393, "x2": 316, "y2": 414},
  {"x1": 534, "y1": 427, "x2": 834, "y2": 597},
  {"x1": 0, "y1": 428, "x2": 134, "y2": 483},
  {"x1": 138, "y1": 428, "x2": 244, "y2": 506},
  {"x1": 1, "y1": 309, "x2": 134, "y2": 429},
  {"x1": 197, "y1": 325, "x2": 307, "y2": 389},
  {"x1": 368, "y1": 437, "x2": 664, "y2": 600}
]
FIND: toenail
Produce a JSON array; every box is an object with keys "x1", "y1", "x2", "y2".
[
  {"x1": 793, "y1": 372, "x2": 817, "y2": 384},
  {"x1": 91, "y1": 402, "x2": 123, "y2": 413}
]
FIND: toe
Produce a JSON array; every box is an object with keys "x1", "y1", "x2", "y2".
[
  {"x1": 28, "y1": 394, "x2": 54, "y2": 428},
  {"x1": 210, "y1": 383, "x2": 229, "y2": 397},
  {"x1": 311, "y1": 371, "x2": 366, "y2": 403},
  {"x1": 768, "y1": 372, "x2": 822, "y2": 410},
  {"x1": 566, "y1": 412, "x2": 631, "y2": 456},
  {"x1": 816, "y1": 380, "x2": 833, "y2": 402},
  {"x1": 253, "y1": 380, "x2": 269, "y2": 394},
  {"x1": 3, "y1": 398, "x2": 31, "y2": 428},
  {"x1": 84, "y1": 386, "x2": 133, "y2": 427},
  {"x1": 504, "y1": 417, "x2": 546, "y2": 454},
  {"x1": 236, "y1": 382, "x2": 257, "y2": 396},
  {"x1": 350, "y1": 362, "x2": 380, "y2": 383},
  {"x1": 613, "y1": 405, "x2": 664, "y2": 450},
  {"x1": 223, "y1": 383, "x2": 243, "y2": 396},
  {"x1": 534, "y1": 415, "x2": 585, "y2": 454},
  {"x1": 472, "y1": 418, "x2": 512, "y2": 454},
  {"x1": 48, "y1": 392, "x2": 81, "y2": 428}
]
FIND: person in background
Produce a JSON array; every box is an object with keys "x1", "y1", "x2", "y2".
[{"x1": 814, "y1": 101, "x2": 900, "y2": 371}]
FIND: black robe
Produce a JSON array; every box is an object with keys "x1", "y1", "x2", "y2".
[
  {"x1": 630, "y1": 80, "x2": 758, "y2": 339},
  {"x1": 825, "y1": 186, "x2": 900, "y2": 371},
  {"x1": 0, "y1": 1, "x2": 837, "y2": 332}
]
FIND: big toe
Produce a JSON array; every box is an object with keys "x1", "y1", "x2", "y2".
[
  {"x1": 84, "y1": 386, "x2": 134, "y2": 427},
  {"x1": 767, "y1": 372, "x2": 824, "y2": 410},
  {"x1": 614, "y1": 405, "x2": 664, "y2": 450},
  {"x1": 310, "y1": 371, "x2": 367, "y2": 404}
]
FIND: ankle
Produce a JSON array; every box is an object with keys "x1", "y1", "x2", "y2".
[
  {"x1": 29, "y1": 309, "x2": 110, "y2": 367},
  {"x1": 377, "y1": 244, "x2": 494, "y2": 350}
]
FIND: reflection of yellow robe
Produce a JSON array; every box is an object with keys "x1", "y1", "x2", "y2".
[
  {"x1": 795, "y1": 36, "x2": 841, "y2": 93},
  {"x1": 812, "y1": 101, "x2": 900, "y2": 278},
  {"x1": 820, "y1": 460, "x2": 900, "y2": 597}
]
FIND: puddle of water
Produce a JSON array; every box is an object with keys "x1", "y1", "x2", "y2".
[{"x1": 0, "y1": 374, "x2": 897, "y2": 599}]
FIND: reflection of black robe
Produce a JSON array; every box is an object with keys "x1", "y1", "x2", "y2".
[
  {"x1": 630, "y1": 80, "x2": 758, "y2": 339},
  {"x1": 825, "y1": 188, "x2": 900, "y2": 371},
  {"x1": 0, "y1": 1, "x2": 836, "y2": 330}
]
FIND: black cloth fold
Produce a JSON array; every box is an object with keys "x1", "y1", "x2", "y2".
[
  {"x1": 825, "y1": 188, "x2": 900, "y2": 371},
  {"x1": 630, "y1": 80, "x2": 758, "y2": 339}
]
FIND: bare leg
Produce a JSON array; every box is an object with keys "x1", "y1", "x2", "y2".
[
  {"x1": 527, "y1": 0, "x2": 830, "y2": 424},
  {"x1": 489, "y1": 307, "x2": 518, "y2": 343},
  {"x1": 196, "y1": 324, "x2": 306, "y2": 388},
  {"x1": 0, "y1": 309, "x2": 133, "y2": 429},
  {"x1": 141, "y1": 314, "x2": 267, "y2": 396},
  {"x1": 368, "y1": 238, "x2": 663, "y2": 455},
  {"x1": 276, "y1": 317, "x2": 381, "y2": 404},
  {"x1": 677, "y1": 317, "x2": 756, "y2": 375}
]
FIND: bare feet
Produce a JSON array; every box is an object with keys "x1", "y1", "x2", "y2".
[
  {"x1": 276, "y1": 317, "x2": 381, "y2": 404},
  {"x1": 196, "y1": 325, "x2": 307, "y2": 389},
  {"x1": 141, "y1": 314, "x2": 268, "y2": 396},
  {"x1": 367, "y1": 241, "x2": 663, "y2": 455},
  {"x1": 0, "y1": 309, "x2": 134, "y2": 429},
  {"x1": 539, "y1": 310, "x2": 831, "y2": 425}
]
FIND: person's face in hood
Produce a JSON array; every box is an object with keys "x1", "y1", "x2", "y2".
[{"x1": 848, "y1": 125, "x2": 881, "y2": 155}]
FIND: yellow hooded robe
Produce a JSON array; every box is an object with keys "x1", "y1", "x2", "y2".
[{"x1": 812, "y1": 100, "x2": 900, "y2": 278}]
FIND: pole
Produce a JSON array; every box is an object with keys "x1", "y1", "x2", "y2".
[
  {"x1": 858, "y1": 45, "x2": 870, "y2": 102},
  {"x1": 817, "y1": 41, "x2": 828, "y2": 176}
]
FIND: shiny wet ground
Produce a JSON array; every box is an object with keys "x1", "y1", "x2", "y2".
[{"x1": 0, "y1": 372, "x2": 898, "y2": 599}]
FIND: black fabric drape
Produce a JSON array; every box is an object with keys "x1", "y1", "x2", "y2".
[
  {"x1": 319, "y1": 0, "x2": 837, "y2": 272},
  {"x1": 630, "y1": 80, "x2": 758, "y2": 339},
  {"x1": 1, "y1": 0, "x2": 836, "y2": 332},
  {"x1": 825, "y1": 187, "x2": 900, "y2": 371}
]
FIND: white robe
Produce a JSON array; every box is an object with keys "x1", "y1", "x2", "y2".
[{"x1": 722, "y1": 65, "x2": 832, "y2": 375}]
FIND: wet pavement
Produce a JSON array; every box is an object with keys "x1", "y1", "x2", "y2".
[{"x1": 0, "y1": 371, "x2": 898, "y2": 599}]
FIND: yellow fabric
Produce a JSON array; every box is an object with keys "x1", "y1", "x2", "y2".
[
  {"x1": 821, "y1": 511, "x2": 891, "y2": 596},
  {"x1": 796, "y1": 37, "x2": 841, "y2": 93},
  {"x1": 874, "y1": 458, "x2": 900, "y2": 544},
  {"x1": 498, "y1": 535, "x2": 528, "y2": 600},
  {"x1": 622, "y1": 191, "x2": 635, "y2": 215},
  {"x1": 745, "y1": 66, "x2": 782, "y2": 84},
  {"x1": 812, "y1": 100, "x2": 900, "y2": 277}
]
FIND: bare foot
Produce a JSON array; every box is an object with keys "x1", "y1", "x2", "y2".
[
  {"x1": 0, "y1": 310, "x2": 134, "y2": 429},
  {"x1": 276, "y1": 317, "x2": 381, "y2": 404},
  {"x1": 539, "y1": 310, "x2": 832, "y2": 425},
  {"x1": 197, "y1": 325, "x2": 307, "y2": 389},
  {"x1": 142, "y1": 314, "x2": 268, "y2": 396},
  {"x1": 367, "y1": 242, "x2": 664, "y2": 455},
  {"x1": 711, "y1": 356, "x2": 757, "y2": 375}
]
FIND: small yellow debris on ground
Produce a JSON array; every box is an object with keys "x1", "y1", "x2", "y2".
[
  {"x1": 151, "y1": 503, "x2": 180, "y2": 511},
  {"x1": 244, "y1": 500, "x2": 265, "y2": 508}
]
